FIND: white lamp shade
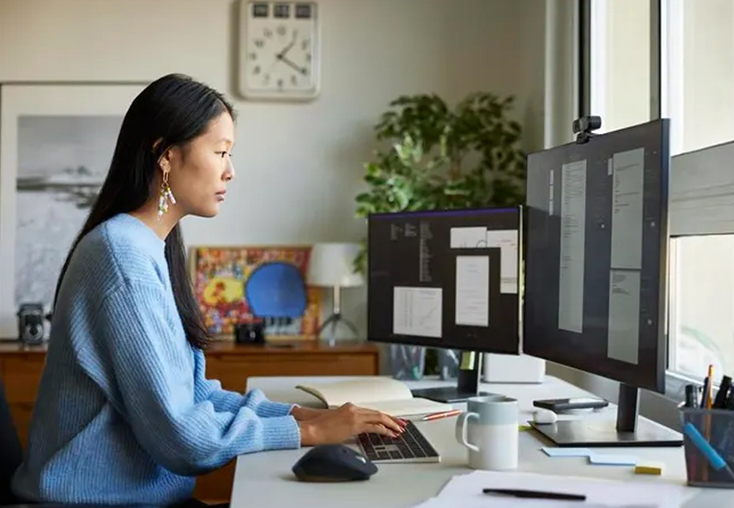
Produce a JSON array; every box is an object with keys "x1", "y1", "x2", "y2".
[{"x1": 307, "y1": 243, "x2": 364, "y2": 288}]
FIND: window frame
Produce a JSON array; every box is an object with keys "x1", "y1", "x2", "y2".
[{"x1": 582, "y1": 0, "x2": 725, "y2": 399}]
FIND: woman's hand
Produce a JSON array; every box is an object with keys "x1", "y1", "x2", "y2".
[
  {"x1": 290, "y1": 405, "x2": 327, "y2": 422},
  {"x1": 297, "y1": 403, "x2": 407, "y2": 446}
]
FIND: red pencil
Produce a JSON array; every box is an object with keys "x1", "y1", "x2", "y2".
[{"x1": 421, "y1": 409, "x2": 462, "y2": 421}]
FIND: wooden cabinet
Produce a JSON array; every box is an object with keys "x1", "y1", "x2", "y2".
[{"x1": 0, "y1": 340, "x2": 379, "y2": 503}]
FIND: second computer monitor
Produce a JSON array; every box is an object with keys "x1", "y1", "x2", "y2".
[
  {"x1": 524, "y1": 118, "x2": 681, "y2": 447},
  {"x1": 367, "y1": 206, "x2": 521, "y2": 354}
]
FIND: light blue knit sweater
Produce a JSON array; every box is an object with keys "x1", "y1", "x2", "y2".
[{"x1": 11, "y1": 213, "x2": 301, "y2": 505}]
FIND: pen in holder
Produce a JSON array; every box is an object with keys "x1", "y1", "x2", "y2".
[
  {"x1": 679, "y1": 405, "x2": 734, "y2": 488},
  {"x1": 389, "y1": 344, "x2": 425, "y2": 380}
]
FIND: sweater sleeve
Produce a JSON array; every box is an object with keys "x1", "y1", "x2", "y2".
[
  {"x1": 193, "y1": 349, "x2": 295, "y2": 417},
  {"x1": 91, "y1": 283, "x2": 301, "y2": 476}
]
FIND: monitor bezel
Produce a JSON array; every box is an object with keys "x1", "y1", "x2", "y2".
[
  {"x1": 365, "y1": 204, "x2": 524, "y2": 356},
  {"x1": 522, "y1": 119, "x2": 670, "y2": 394}
]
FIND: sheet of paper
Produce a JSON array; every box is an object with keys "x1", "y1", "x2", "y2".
[
  {"x1": 393, "y1": 287, "x2": 442, "y2": 338},
  {"x1": 558, "y1": 160, "x2": 587, "y2": 333},
  {"x1": 410, "y1": 497, "x2": 658, "y2": 508},
  {"x1": 588, "y1": 452, "x2": 638, "y2": 466},
  {"x1": 358, "y1": 398, "x2": 453, "y2": 417},
  {"x1": 435, "y1": 471, "x2": 683, "y2": 507},
  {"x1": 541, "y1": 447, "x2": 590, "y2": 457},
  {"x1": 610, "y1": 148, "x2": 644, "y2": 270},
  {"x1": 486, "y1": 229, "x2": 518, "y2": 294},
  {"x1": 450, "y1": 227, "x2": 487, "y2": 248},
  {"x1": 455, "y1": 256, "x2": 489, "y2": 326},
  {"x1": 607, "y1": 269, "x2": 641, "y2": 365}
]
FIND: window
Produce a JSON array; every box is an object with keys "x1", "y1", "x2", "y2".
[
  {"x1": 590, "y1": 0, "x2": 651, "y2": 133},
  {"x1": 664, "y1": 0, "x2": 734, "y2": 384},
  {"x1": 589, "y1": 0, "x2": 734, "y2": 388},
  {"x1": 668, "y1": 235, "x2": 734, "y2": 380},
  {"x1": 663, "y1": 0, "x2": 734, "y2": 156}
]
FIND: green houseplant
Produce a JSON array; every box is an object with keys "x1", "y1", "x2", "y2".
[{"x1": 354, "y1": 92, "x2": 526, "y2": 375}]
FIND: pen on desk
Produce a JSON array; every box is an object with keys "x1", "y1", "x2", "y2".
[
  {"x1": 421, "y1": 409, "x2": 462, "y2": 421},
  {"x1": 483, "y1": 488, "x2": 586, "y2": 501}
]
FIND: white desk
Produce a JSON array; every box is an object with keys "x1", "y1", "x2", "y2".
[{"x1": 230, "y1": 375, "x2": 731, "y2": 508}]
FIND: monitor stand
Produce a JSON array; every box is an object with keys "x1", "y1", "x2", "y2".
[
  {"x1": 530, "y1": 383, "x2": 684, "y2": 447},
  {"x1": 411, "y1": 351, "x2": 491, "y2": 403}
]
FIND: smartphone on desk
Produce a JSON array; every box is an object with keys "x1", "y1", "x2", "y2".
[{"x1": 533, "y1": 397, "x2": 608, "y2": 412}]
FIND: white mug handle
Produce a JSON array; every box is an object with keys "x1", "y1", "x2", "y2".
[{"x1": 455, "y1": 411, "x2": 480, "y2": 452}]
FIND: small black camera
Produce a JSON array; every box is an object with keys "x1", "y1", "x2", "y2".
[
  {"x1": 235, "y1": 322, "x2": 265, "y2": 345},
  {"x1": 573, "y1": 115, "x2": 602, "y2": 144},
  {"x1": 17, "y1": 303, "x2": 45, "y2": 345}
]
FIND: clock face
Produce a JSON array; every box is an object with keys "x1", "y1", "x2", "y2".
[{"x1": 240, "y1": 1, "x2": 319, "y2": 99}]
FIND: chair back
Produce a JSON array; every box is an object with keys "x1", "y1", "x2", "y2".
[{"x1": 0, "y1": 373, "x2": 23, "y2": 505}]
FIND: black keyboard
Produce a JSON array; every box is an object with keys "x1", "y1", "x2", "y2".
[{"x1": 357, "y1": 420, "x2": 440, "y2": 463}]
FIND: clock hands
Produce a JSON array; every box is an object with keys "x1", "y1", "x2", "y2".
[
  {"x1": 276, "y1": 30, "x2": 298, "y2": 60},
  {"x1": 277, "y1": 54, "x2": 308, "y2": 75}
]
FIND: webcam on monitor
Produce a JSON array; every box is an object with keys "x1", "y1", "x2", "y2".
[{"x1": 572, "y1": 115, "x2": 602, "y2": 144}]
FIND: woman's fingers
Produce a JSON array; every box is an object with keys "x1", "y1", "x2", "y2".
[
  {"x1": 357, "y1": 407, "x2": 404, "y2": 434},
  {"x1": 362, "y1": 423, "x2": 395, "y2": 437},
  {"x1": 378, "y1": 412, "x2": 404, "y2": 434}
]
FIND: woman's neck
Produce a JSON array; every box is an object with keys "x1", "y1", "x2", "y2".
[{"x1": 128, "y1": 199, "x2": 182, "y2": 240}]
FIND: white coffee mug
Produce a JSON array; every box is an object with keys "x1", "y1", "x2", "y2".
[{"x1": 455, "y1": 394, "x2": 519, "y2": 471}]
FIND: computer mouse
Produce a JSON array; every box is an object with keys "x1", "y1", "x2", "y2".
[
  {"x1": 533, "y1": 408, "x2": 558, "y2": 425},
  {"x1": 292, "y1": 444, "x2": 378, "y2": 482}
]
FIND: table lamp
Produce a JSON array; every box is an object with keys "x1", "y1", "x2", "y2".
[{"x1": 307, "y1": 242, "x2": 364, "y2": 344}]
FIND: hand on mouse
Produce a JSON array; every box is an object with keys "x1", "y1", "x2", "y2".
[{"x1": 297, "y1": 402, "x2": 407, "y2": 446}]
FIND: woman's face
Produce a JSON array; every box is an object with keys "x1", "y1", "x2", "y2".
[{"x1": 164, "y1": 111, "x2": 236, "y2": 218}]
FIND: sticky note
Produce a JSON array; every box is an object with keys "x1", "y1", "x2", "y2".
[
  {"x1": 634, "y1": 462, "x2": 663, "y2": 475},
  {"x1": 588, "y1": 453, "x2": 637, "y2": 466},
  {"x1": 541, "y1": 447, "x2": 591, "y2": 457}
]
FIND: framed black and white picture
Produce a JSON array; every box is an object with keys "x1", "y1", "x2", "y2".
[{"x1": 0, "y1": 83, "x2": 145, "y2": 337}]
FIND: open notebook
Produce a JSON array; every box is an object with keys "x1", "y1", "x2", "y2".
[{"x1": 295, "y1": 377, "x2": 453, "y2": 417}]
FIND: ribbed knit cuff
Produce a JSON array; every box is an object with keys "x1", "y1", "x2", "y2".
[
  {"x1": 256, "y1": 400, "x2": 296, "y2": 418},
  {"x1": 260, "y1": 415, "x2": 301, "y2": 450}
]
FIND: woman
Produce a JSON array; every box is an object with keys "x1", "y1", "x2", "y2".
[{"x1": 11, "y1": 74, "x2": 404, "y2": 508}]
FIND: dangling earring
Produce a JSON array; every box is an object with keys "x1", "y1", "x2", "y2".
[{"x1": 157, "y1": 171, "x2": 176, "y2": 221}]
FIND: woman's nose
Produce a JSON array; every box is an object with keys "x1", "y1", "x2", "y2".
[{"x1": 224, "y1": 159, "x2": 235, "y2": 181}]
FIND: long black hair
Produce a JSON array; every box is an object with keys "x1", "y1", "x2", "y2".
[{"x1": 54, "y1": 73, "x2": 236, "y2": 350}]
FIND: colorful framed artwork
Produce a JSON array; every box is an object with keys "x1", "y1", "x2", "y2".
[{"x1": 188, "y1": 245, "x2": 321, "y2": 340}]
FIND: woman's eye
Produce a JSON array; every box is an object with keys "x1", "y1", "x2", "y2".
[{"x1": 216, "y1": 151, "x2": 228, "y2": 158}]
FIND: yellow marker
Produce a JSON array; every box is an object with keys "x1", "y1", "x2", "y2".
[
  {"x1": 634, "y1": 463, "x2": 663, "y2": 475},
  {"x1": 518, "y1": 424, "x2": 532, "y2": 432}
]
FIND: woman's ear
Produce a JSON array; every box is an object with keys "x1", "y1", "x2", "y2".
[{"x1": 158, "y1": 151, "x2": 171, "y2": 172}]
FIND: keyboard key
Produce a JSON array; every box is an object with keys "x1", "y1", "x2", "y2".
[{"x1": 357, "y1": 420, "x2": 439, "y2": 463}]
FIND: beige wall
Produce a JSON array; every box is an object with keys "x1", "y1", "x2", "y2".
[{"x1": 0, "y1": 0, "x2": 547, "y2": 339}]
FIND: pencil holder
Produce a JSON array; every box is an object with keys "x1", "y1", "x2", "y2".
[
  {"x1": 389, "y1": 344, "x2": 425, "y2": 380},
  {"x1": 679, "y1": 406, "x2": 734, "y2": 488}
]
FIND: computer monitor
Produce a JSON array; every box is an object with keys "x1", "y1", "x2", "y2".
[
  {"x1": 367, "y1": 206, "x2": 522, "y2": 403},
  {"x1": 523, "y1": 117, "x2": 682, "y2": 447}
]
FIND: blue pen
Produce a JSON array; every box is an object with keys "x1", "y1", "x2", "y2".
[{"x1": 682, "y1": 422, "x2": 734, "y2": 481}]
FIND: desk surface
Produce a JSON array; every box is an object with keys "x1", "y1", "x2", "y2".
[{"x1": 231, "y1": 376, "x2": 731, "y2": 508}]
